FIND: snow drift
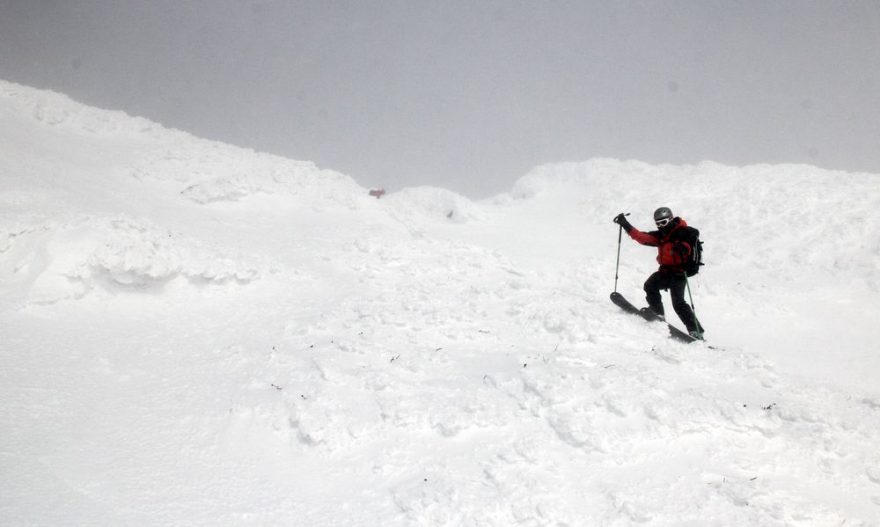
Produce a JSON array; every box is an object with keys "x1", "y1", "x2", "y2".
[{"x1": 2, "y1": 80, "x2": 880, "y2": 525}]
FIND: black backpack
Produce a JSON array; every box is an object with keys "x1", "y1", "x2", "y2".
[{"x1": 684, "y1": 228, "x2": 703, "y2": 277}]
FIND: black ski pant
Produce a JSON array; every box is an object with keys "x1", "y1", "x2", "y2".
[{"x1": 644, "y1": 271, "x2": 703, "y2": 333}]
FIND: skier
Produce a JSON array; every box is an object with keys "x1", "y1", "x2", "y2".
[{"x1": 613, "y1": 207, "x2": 704, "y2": 338}]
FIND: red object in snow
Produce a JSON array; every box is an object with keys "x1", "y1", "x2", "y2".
[{"x1": 369, "y1": 188, "x2": 386, "y2": 199}]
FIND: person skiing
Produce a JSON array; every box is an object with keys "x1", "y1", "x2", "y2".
[{"x1": 613, "y1": 207, "x2": 704, "y2": 338}]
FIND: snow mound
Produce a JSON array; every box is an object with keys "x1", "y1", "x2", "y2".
[
  {"x1": 0, "y1": 215, "x2": 263, "y2": 306},
  {"x1": 80, "y1": 217, "x2": 261, "y2": 286},
  {"x1": 386, "y1": 186, "x2": 486, "y2": 224}
]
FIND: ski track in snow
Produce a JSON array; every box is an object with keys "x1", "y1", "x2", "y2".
[{"x1": 2, "y1": 80, "x2": 880, "y2": 525}]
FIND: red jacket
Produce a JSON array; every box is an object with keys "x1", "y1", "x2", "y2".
[{"x1": 628, "y1": 218, "x2": 697, "y2": 273}]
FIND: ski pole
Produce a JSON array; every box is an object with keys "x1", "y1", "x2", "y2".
[
  {"x1": 613, "y1": 214, "x2": 629, "y2": 292},
  {"x1": 684, "y1": 274, "x2": 702, "y2": 331},
  {"x1": 614, "y1": 226, "x2": 622, "y2": 292}
]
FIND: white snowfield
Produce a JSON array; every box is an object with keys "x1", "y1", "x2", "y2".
[{"x1": 1, "y1": 80, "x2": 879, "y2": 526}]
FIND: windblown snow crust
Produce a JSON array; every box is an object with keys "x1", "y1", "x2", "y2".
[{"x1": 2, "y1": 80, "x2": 880, "y2": 525}]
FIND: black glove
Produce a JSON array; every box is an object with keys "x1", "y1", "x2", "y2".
[{"x1": 613, "y1": 213, "x2": 633, "y2": 233}]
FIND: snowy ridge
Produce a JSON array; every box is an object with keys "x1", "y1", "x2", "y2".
[
  {"x1": 0, "y1": 79, "x2": 363, "y2": 208},
  {"x1": 0, "y1": 79, "x2": 163, "y2": 136},
  {"x1": 2, "y1": 82, "x2": 880, "y2": 525},
  {"x1": 133, "y1": 145, "x2": 361, "y2": 207}
]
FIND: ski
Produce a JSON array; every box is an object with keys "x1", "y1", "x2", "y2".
[{"x1": 610, "y1": 292, "x2": 701, "y2": 344}]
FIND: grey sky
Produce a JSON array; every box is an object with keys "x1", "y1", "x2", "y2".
[{"x1": 2, "y1": 1, "x2": 878, "y2": 197}]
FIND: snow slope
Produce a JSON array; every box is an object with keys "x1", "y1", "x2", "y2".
[{"x1": 2, "y1": 80, "x2": 879, "y2": 525}]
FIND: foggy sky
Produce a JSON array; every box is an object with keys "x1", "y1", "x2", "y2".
[{"x1": 2, "y1": 0, "x2": 879, "y2": 197}]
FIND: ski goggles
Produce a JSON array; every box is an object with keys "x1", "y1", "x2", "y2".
[{"x1": 654, "y1": 217, "x2": 672, "y2": 227}]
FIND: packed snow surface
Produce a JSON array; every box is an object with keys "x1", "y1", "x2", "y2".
[{"x1": 2, "y1": 80, "x2": 880, "y2": 525}]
